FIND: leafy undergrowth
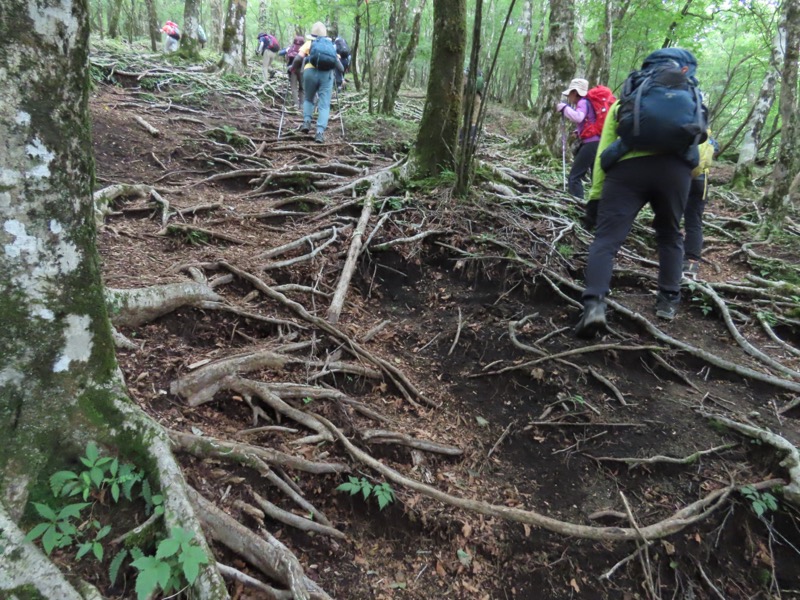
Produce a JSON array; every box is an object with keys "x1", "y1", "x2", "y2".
[{"x1": 34, "y1": 42, "x2": 800, "y2": 599}]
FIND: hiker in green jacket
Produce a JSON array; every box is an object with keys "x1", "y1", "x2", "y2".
[{"x1": 574, "y1": 48, "x2": 707, "y2": 338}]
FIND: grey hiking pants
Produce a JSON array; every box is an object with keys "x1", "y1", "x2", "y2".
[{"x1": 583, "y1": 154, "x2": 692, "y2": 299}]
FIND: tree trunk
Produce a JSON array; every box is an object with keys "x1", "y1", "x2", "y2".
[
  {"x1": 144, "y1": 0, "x2": 159, "y2": 52},
  {"x1": 210, "y1": 0, "x2": 224, "y2": 51},
  {"x1": 514, "y1": 0, "x2": 533, "y2": 109},
  {"x1": 733, "y1": 22, "x2": 786, "y2": 188},
  {"x1": 219, "y1": 0, "x2": 248, "y2": 73},
  {"x1": 380, "y1": 0, "x2": 426, "y2": 114},
  {"x1": 587, "y1": 0, "x2": 628, "y2": 88},
  {"x1": 760, "y1": 0, "x2": 800, "y2": 231},
  {"x1": 107, "y1": 0, "x2": 124, "y2": 38},
  {"x1": 352, "y1": 8, "x2": 362, "y2": 91},
  {"x1": 180, "y1": 0, "x2": 203, "y2": 59},
  {"x1": 527, "y1": 0, "x2": 575, "y2": 154},
  {"x1": 0, "y1": 3, "x2": 229, "y2": 597},
  {"x1": 258, "y1": 0, "x2": 268, "y2": 30},
  {"x1": 410, "y1": 0, "x2": 466, "y2": 177}
]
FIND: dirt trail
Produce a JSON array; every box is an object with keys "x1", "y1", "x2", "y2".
[{"x1": 89, "y1": 52, "x2": 800, "y2": 599}]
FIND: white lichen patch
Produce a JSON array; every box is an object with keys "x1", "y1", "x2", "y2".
[
  {"x1": 53, "y1": 314, "x2": 93, "y2": 373},
  {"x1": 25, "y1": 137, "x2": 55, "y2": 179},
  {"x1": 0, "y1": 366, "x2": 24, "y2": 387},
  {"x1": 3, "y1": 220, "x2": 38, "y2": 259},
  {"x1": 15, "y1": 110, "x2": 31, "y2": 126},
  {"x1": 28, "y1": 0, "x2": 79, "y2": 45}
]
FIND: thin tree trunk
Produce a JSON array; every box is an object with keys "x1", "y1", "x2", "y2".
[
  {"x1": 352, "y1": 8, "x2": 362, "y2": 91},
  {"x1": 381, "y1": 0, "x2": 426, "y2": 114},
  {"x1": 760, "y1": 0, "x2": 800, "y2": 231},
  {"x1": 144, "y1": 0, "x2": 159, "y2": 52},
  {"x1": 528, "y1": 0, "x2": 575, "y2": 153},
  {"x1": 258, "y1": 0, "x2": 268, "y2": 30},
  {"x1": 107, "y1": 0, "x2": 124, "y2": 38},
  {"x1": 210, "y1": 0, "x2": 224, "y2": 51},
  {"x1": 219, "y1": 0, "x2": 248, "y2": 73},
  {"x1": 587, "y1": 0, "x2": 629, "y2": 88},
  {"x1": 181, "y1": 0, "x2": 203, "y2": 59},
  {"x1": 514, "y1": 0, "x2": 533, "y2": 109},
  {"x1": 410, "y1": 0, "x2": 467, "y2": 177},
  {"x1": 733, "y1": 22, "x2": 786, "y2": 188}
]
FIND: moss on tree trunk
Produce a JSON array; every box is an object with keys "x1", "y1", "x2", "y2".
[{"x1": 410, "y1": 0, "x2": 466, "y2": 178}]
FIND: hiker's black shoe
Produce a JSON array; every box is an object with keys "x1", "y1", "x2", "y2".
[
  {"x1": 575, "y1": 298, "x2": 607, "y2": 339},
  {"x1": 300, "y1": 120, "x2": 311, "y2": 134},
  {"x1": 655, "y1": 292, "x2": 680, "y2": 321},
  {"x1": 314, "y1": 131, "x2": 325, "y2": 144}
]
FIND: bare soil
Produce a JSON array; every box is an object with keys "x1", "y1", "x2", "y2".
[{"x1": 86, "y1": 49, "x2": 800, "y2": 600}]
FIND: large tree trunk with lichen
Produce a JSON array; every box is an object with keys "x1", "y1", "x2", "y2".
[
  {"x1": 180, "y1": 0, "x2": 203, "y2": 59},
  {"x1": 380, "y1": 0, "x2": 426, "y2": 114},
  {"x1": 409, "y1": 0, "x2": 466, "y2": 177},
  {"x1": 526, "y1": 0, "x2": 575, "y2": 154},
  {"x1": 759, "y1": 0, "x2": 800, "y2": 232},
  {"x1": 219, "y1": 0, "x2": 247, "y2": 73},
  {"x1": 0, "y1": 2, "x2": 228, "y2": 597},
  {"x1": 733, "y1": 21, "x2": 786, "y2": 189}
]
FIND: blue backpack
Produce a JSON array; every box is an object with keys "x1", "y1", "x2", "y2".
[
  {"x1": 615, "y1": 49, "x2": 706, "y2": 156},
  {"x1": 308, "y1": 36, "x2": 338, "y2": 71}
]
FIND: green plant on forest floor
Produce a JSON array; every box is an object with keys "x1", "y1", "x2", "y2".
[
  {"x1": 740, "y1": 485, "x2": 779, "y2": 517},
  {"x1": 337, "y1": 476, "x2": 396, "y2": 510},
  {"x1": 127, "y1": 526, "x2": 209, "y2": 600},
  {"x1": 25, "y1": 442, "x2": 190, "y2": 598}
]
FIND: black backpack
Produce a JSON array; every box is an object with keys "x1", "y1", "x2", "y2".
[
  {"x1": 615, "y1": 50, "x2": 706, "y2": 155},
  {"x1": 309, "y1": 37, "x2": 338, "y2": 71},
  {"x1": 334, "y1": 37, "x2": 350, "y2": 59}
]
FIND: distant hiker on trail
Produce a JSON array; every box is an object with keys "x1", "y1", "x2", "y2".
[
  {"x1": 297, "y1": 22, "x2": 343, "y2": 144},
  {"x1": 280, "y1": 34, "x2": 307, "y2": 110},
  {"x1": 574, "y1": 48, "x2": 708, "y2": 339},
  {"x1": 256, "y1": 33, "x2": 281, "y2": 82},
  {"x1": 333, "y1": 35, "x2": 351, "y2": 91},
  {"x1": 556, "y1": 79, "x2": 615, "y2": 219},
  {"x1": 683, "y1": 133, "x2": 718, "y2": 280},
  {"x1": 162, "y1": 21, "x2": 180, "y2": 53}
]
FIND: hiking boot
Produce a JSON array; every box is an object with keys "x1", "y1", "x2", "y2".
[
  {"x1": 575, "y1": 297, "x2": 607, "y2": 339},
  {"x1": 655, "y1": 292, "x2": 680, "y2": 321},
  {"x1": 683, "y1": 259, "x2": 700, "y2": 280},
  {"x1": 300, "y1": 120, "x2": 311, "y2": 134},
  {"x1": 314, "y1": 131, "x2": 325, "y2": 144}
]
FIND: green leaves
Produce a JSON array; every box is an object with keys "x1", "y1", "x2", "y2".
[
  {"x1": 741, "y1": 485, "x2": 780, "y2": 517},
  {"x1": 336, "y1": 477, "x2": 396, "y2": 510},
  {"x1": 130, "y1": 527, "x2": 208, "y2": 600}
]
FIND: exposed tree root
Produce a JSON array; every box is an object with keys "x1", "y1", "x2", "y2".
[
  {"x1": 106, "y1": 282, "x2": 222, "y2": 327},
  {"x1": 312, "y1": 412, "x2": 784, "y2": 542},
  {"x1": 707, "y1": 414, "x2": 800, "y2": 504}
]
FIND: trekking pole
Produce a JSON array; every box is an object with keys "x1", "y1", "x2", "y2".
[
  {"x1": 334, "y1": 80, "x2": 345, "y2": 137},
  {"x1": 277, "y1": 79, "x2": 291, "y2": 140},
  {"x1": 561, "y1": 114, "x2": 567, "y2": 192}
]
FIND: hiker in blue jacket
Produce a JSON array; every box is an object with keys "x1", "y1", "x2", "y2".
[{"x1": 574, "y1": 48, "x2": 708, "y2": 338}]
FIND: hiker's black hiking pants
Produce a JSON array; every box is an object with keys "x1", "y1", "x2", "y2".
[
  {"x1": 683, "y1": 175, "x2": 706, "y2": 261},
  {"x1": 568, "y1": 141, "x2": 599, "y2": 199},
  {"x1": 583, "y1": 154, "x2": 692, "y2": 300}
]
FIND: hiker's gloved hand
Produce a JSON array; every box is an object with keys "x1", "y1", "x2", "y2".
[{"x1": 556, "y1": 102, "x2": 567, "y2": 113}]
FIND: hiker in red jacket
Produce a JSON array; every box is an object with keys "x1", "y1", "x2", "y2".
[{"x1": 556, "y1": 78, "x2": 600, "y2": 201}]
